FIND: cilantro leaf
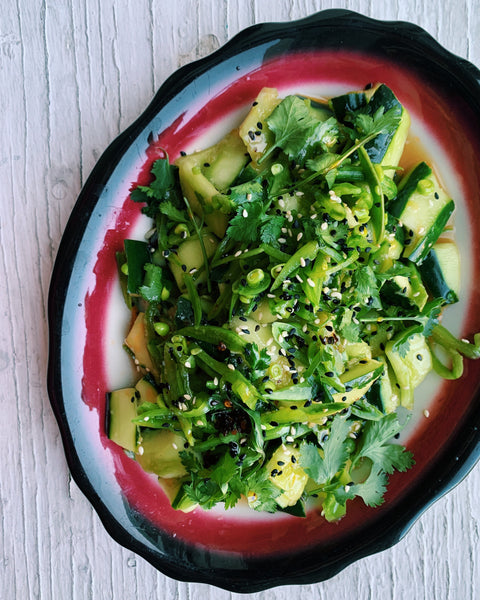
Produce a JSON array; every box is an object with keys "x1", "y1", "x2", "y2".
[
  {"x1": 244, "y1": 342, "x2": 270, "y2": 380},
  {"x1": 353, "y1": 413, "x2": 414, "y2": 474},
  {"x1": 260, "y1": 215, "x2": 285, "y2": 246},
  {"x1": 349, "y1": 468, "x2": 388, "y2": 507},
  {"x1": 210, "y1": 452, "x2": 238, "y2": 488},
  {"x1": 300, "y1": 415, "x2": 350, "y2": 483},
  {"x1": 229, "y1": 180, "x2": 264, "y2": 207},
  {"x1": 354, "y1": 106, "x2": 401, "y2": 139},
  {"x1": 226, "y1": 200, "x2": 265, "y2": 243},
  {"x1": 354, "y1": 265, "x2": 382, "y2": 309},
  {"x1": 246, "y1": 469, "x2": 281, "y2": 513},
  {"x1": 157, "y1": 201, "x2": 188, "y2": 222},
  {"x1": 139, "y1": 264, "x2": 167, "y2": 303},
  {"x1": 266, "y1": 96, "x2": 319, "y2": 161},
  {"x1": 130, "y1": 158, "x2": 183, "y2": 217}
]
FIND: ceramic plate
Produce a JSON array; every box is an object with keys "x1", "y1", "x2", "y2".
[{"x1": 47, "y1": 9, "x2": 480, "y2": 592}]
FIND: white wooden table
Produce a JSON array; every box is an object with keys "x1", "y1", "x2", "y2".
[{"x1": 2, "y1": 1, "x2": 479, "y2": 598}]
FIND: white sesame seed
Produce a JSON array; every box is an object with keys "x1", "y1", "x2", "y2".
[
  {"x1": 246, "y1": 193, "x2": 252, "y2": 201},
  {"x1": 307, "y1": 278, "x2": 315, "y2": 288},
  {"x1": 197, "y1": 419, "x2": 203, "y2": 426},
  {"x1": 296, "y1": 274, "x2": 304, "y2": 283},
  {"x1": 310, "y1": 213, "x2": 317, "y2": 219},
  {"x1": 423, "y1": 409, "x2": 430, "y2": 418},
  {"x1": 278, "y1": 237, "x2": 287, "y2": 244},
  {"x1": 144, "y1": 416, "x2": 150, "y2": 421},
  {"x1": 278, "y1": 199, "x2": 285, "y2": 208},
  {"x1": 242, "y1": 209, "x2": 249, "y2": 218},
  {"x1": 321, "y1": 222, "x2": 328, "y2": 230},
  {"x1": 300, "y1": 257, "x2": 306, "y2": 267},
  {"x1": 213, "y1": 377, "x2": 219, "y2": 385},
  {"x1": 184, "y1": 394, "x2": 191, "y2": 400},
  {"x1": 138, "y1": 446, "x2": 144, "y2": 455},
  {"x1": 297, "y1": 232, "x2": 303, "y2": 241},
  {"x1": 234, "y1": 250, "x2": 242, "y2": 257},
  {"x1": 296, "y1": 191, "x2": 304, "y2": 196},
  {"x1": 285, "y1": 436, "x2": 294, "y2": 443},
  {"x1": 266, "y1": 337, "x2": 274, "y2": 346},
  {"x1": 172, "y1": 443, "x2": 178, "y2": 450},
  {"x1": 227, "y1": 363, "x2": 235, "y2": 371},
  {"x1": 267, "y1": 293, "x2": 275, "y2": 298},
  {"x1": 281, "y1": 227, "x2": 287, "y2": 233}
]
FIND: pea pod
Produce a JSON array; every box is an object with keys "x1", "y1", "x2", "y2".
[
  {"x1": 271, "y1": 240, "x2": 320, "y2": 291},
  {"x1": 193, "y1": 346, "x2": 261, "y2": 410},
  {"x1": 176, "y1": 325, "x2": 247, "y2": 353},
  {"x1": 358, "y1": 145, "x2": 384, "y2": 244}
]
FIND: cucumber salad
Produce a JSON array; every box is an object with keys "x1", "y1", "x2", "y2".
[{"x1": 106, "y1": 84, "x2": 480, "y2": 520}]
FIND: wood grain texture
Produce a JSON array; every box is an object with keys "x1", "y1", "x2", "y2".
[{"x1": 1, "y1": 1, "x2": 479, "y2": 598}]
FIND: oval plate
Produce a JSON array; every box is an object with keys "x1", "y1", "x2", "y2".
[{"x1": 47, "y1": 9, "x2": 480, "y2": 592}]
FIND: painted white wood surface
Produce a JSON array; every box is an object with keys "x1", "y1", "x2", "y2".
[{"x1": 1, "y1": 1, "x2": 479, "y2": 598}]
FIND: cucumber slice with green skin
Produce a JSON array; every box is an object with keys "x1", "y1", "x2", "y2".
[
  {"x1": 329, "y1": 84, "x2": 410, "y2": 174},
  {"x1": 418, "y1": 240, "x2": 460, "y2": 304},
  {"x1": 239, "y1": 87, "x2": 281, "y2": 164},
  {"x1": 365, "y1": 84, "x2": 410, "y2": 173},
  {"x1": 167, "y1": 231, "x2": 219, "y2": 290},
  {"x1": 366, "y1": 357, "x2": 400, "y2": 414},
  {"x1": 329, "y1": 90, "x2": 368, "y2": 121},
  {"x1": 135, "y1": 375, "x2": 161, "y2": 405},
  {"x1": 331, "y1": 359, "x2": 384, "y2": 403},
  {"x1": 385, "y1": 330, "x2": 433, "y2": 409},
  {"x1": 106, "y1": 387, "x2": 138, "y2": 452},
  {"x1": 136, "y1": 429, "x2": 188, "y2": 478},
  {"x1": 381, "y1": 265, "x2": 428, "y2": 311},
  {"x1": 175, "y1": 130, "x2": 249, "y2": 239},
  {"x1": 200, "y1": 130, "x2": 250, "y2": 191},
  {"x1": 388, "y1": 162, "x2": 455, "y2": 264}
]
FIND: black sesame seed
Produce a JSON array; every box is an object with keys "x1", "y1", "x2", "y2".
[
  {"x1": 416, "y1": 353, "x2": 423, "y2": 361},
  {"x1": 181, "y1": 264, "x2": 187, "y2": 272},
  {"x1": 291, "y1": 455, "x2": 296, "y2": 463},
  {"x1": 239, "y1": 316, "x2": 247, "y2": 322}
]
